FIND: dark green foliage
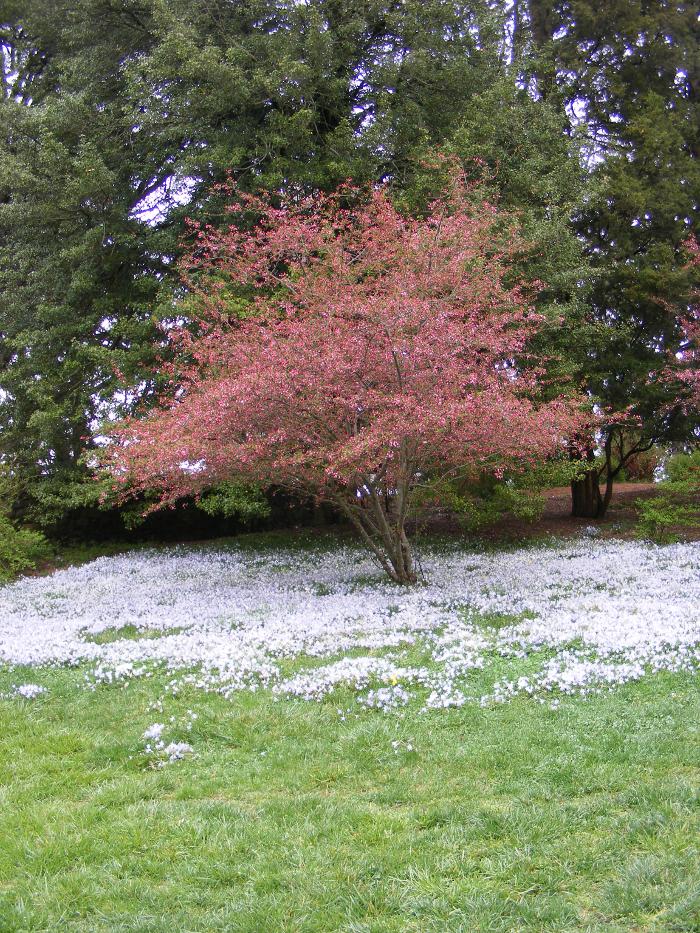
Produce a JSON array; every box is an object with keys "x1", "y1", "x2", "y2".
[
  {"x1": 509, "y1": 0, "x2": 700, "y2": 516},
  {"x1": 544, "y1": 1, "x2": 699, "y2": 440},
  {"x1": 449, "y1": 79, "x2": 592, "y2": 402},
  {"x1": 452, "y1": 482, "x2": 546, "y2": 533},
  {"x1": 419, "y1": 470, "x2": 547, "y2": 533},
  {"x1": 0, "y1": 1, "x2": 170, "y2": 523}
]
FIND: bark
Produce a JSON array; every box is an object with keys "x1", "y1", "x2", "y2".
[
  {"x1": 311, "y1": 501, "x2": 327, "y2": 525},
  {"x1": 512, "y1": 0, "x2": 522, "y2": 61},
  {"x1": 570, "y1": 432, "x2": 656, "y2": 520},
  {"x1": 528, "y1": 0, "x2": 555, "y2": 49},
  {"x1": 599, "y1": 471, "x2": 614, "y2": 519},
  {"x1": 571, "y1": 467, "x2": 603, "y2": 518},
  {"x1": 527, "y1": 0, "x2": 558, "y2": 99},
  {"x1": 334, "y1": 481, "x2": 417, "y2": 585},
  {"x1": 597, "y1": 434, "x2": 655, "y2": 520},
  {"x1": 594, "y1": 433, "x2": 615, "y2": 519},
  {"x1": 367, "y1": 484, "x2": 416, "y2": 583}
]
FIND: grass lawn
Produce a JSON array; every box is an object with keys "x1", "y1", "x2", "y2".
[{"x1": 1, "y1": 662, "x2": 699, "y2": 932}]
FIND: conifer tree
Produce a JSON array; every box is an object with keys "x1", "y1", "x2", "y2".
[{"x1": 516, "y1": 0, "x2": 700, "y2": 516}]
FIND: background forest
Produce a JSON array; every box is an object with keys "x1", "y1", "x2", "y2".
[{"x1": 1, "y1": 0, "x2": 698, "y2": 560}]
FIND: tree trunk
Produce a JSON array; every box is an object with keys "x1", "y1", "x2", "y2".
[
  {"x1": 527, "y1": 0, "x2": 557, "y2": 98},
  {"x1": 598, "y1": 472, "x2": 614, "y2": 519},
  {"x1": 571, "y1": 468, "x2": 602, "y2": 518},
  {"x1": 394, "y1": 526, "x2": 416, "y2": 584},
  {"x1": 311, "y1": 500, "x2": 326, "y2": 526},
  {"x1": 595, "y1": 434, "x2": 618, "y2": 520},
  {"x1": 335, "y1": 486, "x2": 418, "y2": 584}
]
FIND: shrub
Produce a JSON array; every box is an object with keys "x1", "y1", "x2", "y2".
[
  {"x1": 196, "y1": 481, "x2": 271, "y2": 522},
  {"x1": 0, "y1": 515, "x2": 52, "y2": 582},
  {"x1": 636, "y1": 451, "x2": 700, "y2": 542},
  {"x1": 622, "y1": 447, "x2": 661, "y2": 482},
  {"x1": 423, "y1": 472, "x2": 545, "y2": 532},
  {"x1": 456, "y1": 483, "x2": 545, "y2": 532},
  {"x1": 665, "y1": 449, "x2": 700, "y2": 485}
]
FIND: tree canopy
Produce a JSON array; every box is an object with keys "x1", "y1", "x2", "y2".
[{"x1": 107, "y1": 178, "x2": 580, "y2": 580}]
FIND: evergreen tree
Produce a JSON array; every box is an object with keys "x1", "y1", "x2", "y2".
[
  {"x1": 514, "y1": 0, "x2": 700, "y2": 516},
  {"x1": 0, "y1": 0, "x2": 167, "y2": 523}
]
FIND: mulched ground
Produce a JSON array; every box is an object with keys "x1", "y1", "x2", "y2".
[
  {"x1": 426, "y1": 481, "x2": 662, "y2": 544},
  {"x1": 530, "y1": 482, "x2": 656, "y2": 538}
]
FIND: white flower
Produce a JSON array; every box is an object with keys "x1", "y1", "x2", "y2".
[
  {"x1": 358, "y1": 685, "x2": 410, "y2": 711},
  {"x1": 163, "y1": 742, "x2": 193, "y2": 762},
  {"x1": 0, "y1": 538, "x2": 696, "y2": 711},
  {"x1": 13, "y1": 683, "x2": 46, "y2": 700},
  {"x1": 143, "y1": 723, "x2": 165, "y2": 741}
]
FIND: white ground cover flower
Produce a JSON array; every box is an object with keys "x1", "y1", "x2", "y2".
[
  {"x1": 140, "y1": 717, "x2": 195, "y2": 766},
  {"x1": 359, "y1": 685, "x2": 411, "y2": 710},
  {"x1": 143, "y1": 722, "x2": 165, "y2": 742},
  {"x1": 5, "y1": 682, "x2": 47, "y2": 700},
  {"x1": 0, "y1": 539, "x2": 698, "y2": 709},
  {"x1": 163, "y1": 741, "x2": 193, "y2": 762},
  {"x1": 391, "y1": 739, "x2": 414, "y2": 753}
]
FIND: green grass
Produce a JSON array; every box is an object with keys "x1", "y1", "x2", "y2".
[
  {"x1": 1, "y1": 664, "x2": 698, "y2": 932},
  {"x1": 83, "y1": 625, "x2": 185, "y2": 645}
]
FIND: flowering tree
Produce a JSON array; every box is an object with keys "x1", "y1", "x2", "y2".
[
  {"x1": 107, "y1": 178, "x2": 579, "y2": 582},
  {"x1": 675, "y1": 239, "x2": 700, "y2": 410},
  {"x1": 678, "y1": 313, "x2": 700, "y2": 408}
]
